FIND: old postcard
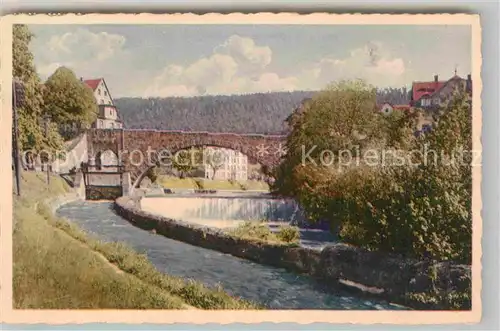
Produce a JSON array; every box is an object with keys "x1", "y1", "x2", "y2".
[{"x1": 0, "y1": 13, "x2": 481, "y2": 325}]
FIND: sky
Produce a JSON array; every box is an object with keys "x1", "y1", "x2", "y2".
[{"x1": 28, "y1": 24, "x2": 472, "y2": 98}]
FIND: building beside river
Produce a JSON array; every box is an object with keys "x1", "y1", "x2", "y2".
[
  {"x1": 204, "y1": 147, "x2": 248, "y2": 181},
  {"x1": 82, "y1": 78, "x2": 123, "y2": 130}
]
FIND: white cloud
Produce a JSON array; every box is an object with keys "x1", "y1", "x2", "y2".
[
  {"x1": 46, "y1": 28, "x2": 126, "y2": 62},
  {"x1": 31, "y1": 27, "x2": 429, "y2": 98},
  {"x1": 145, "y1": 38, "x2": 410, "y2": 97},
  {"x1": 144, "y1": 53, "x2": 239, "y2": 97},
  {"x1": 299, "y1": 42, "x2": 407, "y2": 89},
  {"x1": 215, "y1": 35, "x2": 272, "y2": 69},
  {"x1": 33, "y1": 28, "x2": 127, "y2": 81},
  {"x1": 145, "y1": 34, "x2": 298, "y2": 97}
]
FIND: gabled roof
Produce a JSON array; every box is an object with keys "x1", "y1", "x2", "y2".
[
  {"x1": 411, "y1": 74, "x2": 472, "y2": 104},
  {"x1": 412, "y1": 81, "x2": 446, "y2": 101},
  {"x1": 432, "y1": 75, "x2": 465, "y2": 96},
  {"x1": 83, "y1": 78, "x2": 103, "y2": 91}
]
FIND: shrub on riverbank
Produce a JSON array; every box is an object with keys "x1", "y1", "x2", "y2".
[
  {"x1": 13, "y1": 172, "x2": 259, "y2": 309},
  {"x1": 227, "y1": 221, "x2": 300, "y2": 245},
  {"x1": 276, "y1": 225, "x2": 301, "y2": 243}
]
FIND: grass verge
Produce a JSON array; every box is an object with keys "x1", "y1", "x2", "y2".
[
  {"x1": 157, "y1": 176, "x2": 199, "y2": 189},
  {"x1": 13, "y1": 172, "x2": 259, "y2": 309}
]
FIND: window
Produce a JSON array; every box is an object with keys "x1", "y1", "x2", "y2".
[
  {"x1": 420, "y1": 98, "x2": 431, "y2": 107},
  {"x1": 104, "y1": 91, "x2": 108, "y2": 96},
  {"x1": 98, "y1": 89, "x2": 101, "y2": 95},
  {"x1": 100, "y1": 99, "x2": 104, "y2": 104}
]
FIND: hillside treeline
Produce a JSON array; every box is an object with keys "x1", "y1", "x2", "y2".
[{"x1": 115, "y1": 88, "x2": 410, "y2": 133}]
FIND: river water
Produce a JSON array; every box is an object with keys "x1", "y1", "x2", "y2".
[{"x1": 57, "y1": 200, "x2": 407, "y2": 310}]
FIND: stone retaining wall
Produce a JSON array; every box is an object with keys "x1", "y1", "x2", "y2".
[
  {"x1": 86, "y1": 186, "x2": 123, "y2": 200},
  {"x1": 114, "y1": 196, "x2": 472, "y2": 310}
]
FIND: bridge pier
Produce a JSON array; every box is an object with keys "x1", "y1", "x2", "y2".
[
  {"x1": 122, "y1": 172, "x2": 132, "y2": 196},
  {"x1": 74, "y1": 171, "x2": 86, "y2": 199}
]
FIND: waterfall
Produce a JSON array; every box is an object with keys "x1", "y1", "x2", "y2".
[{"x1": 140, "y1": 196, "x2": 305, "y2": 224}]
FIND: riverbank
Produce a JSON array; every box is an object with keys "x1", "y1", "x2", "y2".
[
  {"x1": 12, "y1": 172, "x2": 258, "y2": 309},
  {"x1": 114, "y1": 195, "x2": 472, "y2": 310}
]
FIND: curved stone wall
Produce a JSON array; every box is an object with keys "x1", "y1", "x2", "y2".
[{"x1": 114, "y1": 196, "x2": 471, "y2": 310}]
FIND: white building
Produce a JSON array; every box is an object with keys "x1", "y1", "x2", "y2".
[
  {"x1": 204, "y1": 147, "x2": 248, "y2": 181},
  {"x1": 82, "y1": 78, "x2": 123, "y2": 129}
]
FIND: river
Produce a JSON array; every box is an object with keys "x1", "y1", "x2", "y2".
[{"x1": 56, "y1": 200, "x2": 407, "y2": 310}]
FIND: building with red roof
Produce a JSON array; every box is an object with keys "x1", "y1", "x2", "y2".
[
  {"x1": 410, "y1": 73, "x2": 472, "y2": 109},
  {"x1": 81, "y1": 77, "x2": 122, "y2": 129}
]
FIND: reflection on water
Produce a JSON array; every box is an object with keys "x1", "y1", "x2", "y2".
[{"x1": 56, "y1": 201, "x2": 407, "y2": 310}]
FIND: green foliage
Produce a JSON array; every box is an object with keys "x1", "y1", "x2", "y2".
[
  {"x1": 272, "y1": 80, "x2": 385, "y2": 196},
  {"x1": 275, "y1": 79, "x2": 472, "y2": 264},
  {"x1": 229, "y1": 221, "x2": 274, "y2": 241},
  {"x1": 406, "y1": 289, "x2": 471, "y2": 310},
  {"x1": 13, "y1": 24, "x2": 63, "y2": 153},
  {"x1": 171, "y1": 147, "x2": 202, "y2": 178},
  {"x1": 145, "y1": 166, "x2": 159, "y2": 183},
  {"x1": 42, "y1": 66, "x2": 97, "y2": 140},
  {"x1": 276, "y1": 225, "x2": 301, "y2": 243},
  {"x1": 227, "y1": 221, "x2": 300, "y2": 245}
]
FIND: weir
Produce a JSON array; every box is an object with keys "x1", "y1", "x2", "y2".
[
  {"x1": 140, "y1": 194, "x2": 304, "y2": 224},
  {"x1": 139, "y1": 193, "x2": 336, "y2": 248}
]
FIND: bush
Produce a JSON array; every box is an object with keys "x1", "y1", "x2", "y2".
[
  {"x1": 335, "y1": 92, "x2": 472, "y2": 263},
  {"x1": 230, "y1": 221, "x2": 274, "y2": 241},
  {"x1": 227, "y1": 221, "x2": 300, "y2": 245},
  {"x1": 277, "y1": 81, "x2": 472, "y2": 264}
]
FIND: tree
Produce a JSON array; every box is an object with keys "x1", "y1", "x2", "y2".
[
  {"x1": 42, "y1": 66, "x2": 97, "y2": 140},
  {"x1": 13, "y1": 24, "x2": 63, "y2": 153},
  {"x1": 171, "y1": 147, "x2": 202, "y2": 178},
  {"x1": 203, "y1": 147, "x2": 227, "y2": 179},
  {"x1": 273, "y1": 80, "x2": 385, "y2": 196},
  {"x1": 145, "y1": 166, "x2": 159, "y2": 183}
]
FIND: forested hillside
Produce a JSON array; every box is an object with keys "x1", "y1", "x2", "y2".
[{"x1": 116, "y1": 88, "x2": 410, "y2": 134}]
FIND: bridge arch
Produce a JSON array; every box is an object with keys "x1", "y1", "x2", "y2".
[
  {"x1": 131, "y1": 144, "x2": 257, "y2": 188},
  {"x1": 131, "y1": 142, "x2": 278, "y2": 189},
  {"x1": 86, "y1": 129, "x2": 286, "y2": 188},
  {"x1": 95, "y1": 149, "x2": 119, "y2": 172}
]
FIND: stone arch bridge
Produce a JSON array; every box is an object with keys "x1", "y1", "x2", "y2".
[{"x1": 86, "y1": 129, "x2": 287, "y2": 187}]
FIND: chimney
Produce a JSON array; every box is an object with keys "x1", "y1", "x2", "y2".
[
  {"x1": 466, "y1": 74, "x2": 472, "y2": 93},
  {"x1": 434, "y1": 75, "x2": 438, "y2": 82}
]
